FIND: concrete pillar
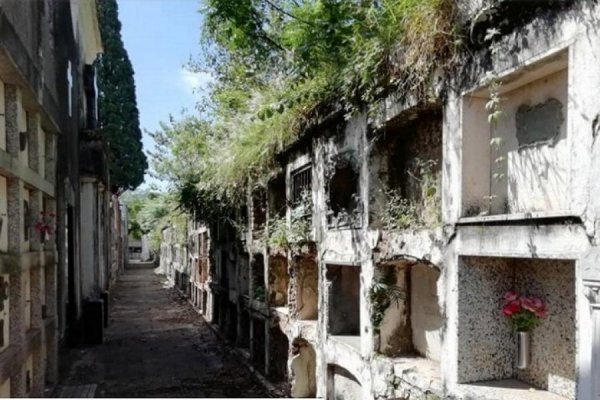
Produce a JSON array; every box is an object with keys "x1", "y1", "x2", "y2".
[
  {"x1": 29, "y1": 267, "x2": 44, "y2": 397},
  {"x1": 29, "y1": 190, "x2": 42, "y2": 252},
  {"x1": 44, "y1": 132, "x2": 55, "y2": 185},
  {"x1": 4, "y1": 85, "x2": 19, "y2": 158},
  {"x1": 7, "y1": 178, "x2": 23, "y2": 254},
  {"x1": 9, "y1": 272, "x2": 25, "y2": 397}
]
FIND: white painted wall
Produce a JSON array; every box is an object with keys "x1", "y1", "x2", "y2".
[
  {"x1": 411, "y1": 265, "x2": 443, "y2": 361},
  {"x1": 462, "y1": 67, "x2": 569, "y2": 215}
]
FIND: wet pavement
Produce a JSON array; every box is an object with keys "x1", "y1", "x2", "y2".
[{"x1": 58, "y1": 263, "x2": 270, "y2": 398}]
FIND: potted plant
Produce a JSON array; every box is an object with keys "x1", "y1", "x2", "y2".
[{"x1": 502, "y1": 291, "x2": 548, "y2": 369}]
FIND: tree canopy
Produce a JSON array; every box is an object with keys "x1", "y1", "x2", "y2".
[{"x1": 96, "y1": 0, "x2": 148, "y2": 194}]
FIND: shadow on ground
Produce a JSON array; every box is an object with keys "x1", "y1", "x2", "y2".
[{"x1": 58, "y1": 263, "x2": 271, "y2": 398}]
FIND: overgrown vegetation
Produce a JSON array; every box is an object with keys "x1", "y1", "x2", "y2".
[
  {"x1": 122, "y1": 191, "x2": 186, "y2": 253},
  {"x1": 377, "y1": 158, "x2": 440, "y2": 230},
  {"x1": 370, "y1": 266, "x2": 405, "y2": 333},
  {"x1": 266, "y1": 190, "x2": 312, "y2": 250},
  {"x1": 149, "y1": 0, "x2": 461, "y2": 212}
]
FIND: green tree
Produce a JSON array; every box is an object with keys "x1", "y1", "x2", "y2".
[{"x1": 96, "y1": 0, "x2": 147, "y2": 194}]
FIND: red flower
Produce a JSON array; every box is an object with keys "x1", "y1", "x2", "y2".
[{"x1": 502, "y1": 300, "x2": 521, "y2": 316}]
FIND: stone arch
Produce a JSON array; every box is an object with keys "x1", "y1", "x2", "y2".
[{"x1": 327, "y1": 364, "x2": 361, "y2": 400}]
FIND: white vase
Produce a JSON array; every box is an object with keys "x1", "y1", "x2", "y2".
[{"x1": 516, "y1": 331, "x2": 530, "y2": 369}]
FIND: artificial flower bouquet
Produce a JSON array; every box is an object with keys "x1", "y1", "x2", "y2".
[
  {"x1": 502, "y1": 291, "x2": 548, "y2": 332},
  {"x1": 34, "y1": 211, "x2": 56, "y2": 236}
]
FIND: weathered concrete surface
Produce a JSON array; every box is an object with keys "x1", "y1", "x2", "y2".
[{"x1": 59, "y1": 263, "x2": 269, "y2": 398}]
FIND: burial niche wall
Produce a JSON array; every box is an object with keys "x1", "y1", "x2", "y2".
[
  {"x1": 457, "y1": 256, "x2": 575, "y2": 399},
  {"x1": 252, "y1": 317, "x2": 266, "y2": 372},
  {"x1": 252, "y1": 254, "x2": 266, "y2": 302},
  {"x1": 327, "y1": 152, "x2": 360, "y2": 229},
  {"x1": 327, "y1": 264, "x2": 360, "y2": 336},
  {"x1": 461, "y1": 54, "x2": 569, "y2": 216},
  {"x1": 373, "y1": 262, "x2": 442, "y2": 359},
  {"x1": 268, "y1": 326, "x2": 289, "y2": 382},
  {"x1": 268, "y1": 255, "x2": 289, "y2": 307},
  {"x1": 294, "y1": 256, "x2": 318, "y2": 320},
  {"x1": 369, "y1": 108, "x2": 442, "y2": 230}
]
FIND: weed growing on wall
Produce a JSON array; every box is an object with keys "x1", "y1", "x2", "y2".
[
  {"x1": 370, "y1": 266, "x2": 404, "y2": 333},
  {"x1": 267, "y1": 190, "x2": 312, "y2": 251},
  {"x1": 377, "y1": 158, "x2": 440, "y2": 230}
]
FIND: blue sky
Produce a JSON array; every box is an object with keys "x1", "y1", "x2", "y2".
[{"x1": 117, "y1": 0, "x2": 210, "y2": 189}]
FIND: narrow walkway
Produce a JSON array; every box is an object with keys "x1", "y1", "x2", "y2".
[{"x1": 59, "y1": 263, "x2": 269, "y2": 398}]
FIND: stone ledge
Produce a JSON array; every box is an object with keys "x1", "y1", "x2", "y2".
[
  {"x1": 371, "y1": 355, "x2": 442, "y2": 400},
  {"x1": 453, "y1": 379, "x2": 570, "y2": 400},
  {"x1": 0, "y1": 149, "x2": 54, "y2": 196},
  {"x1": 0, "y1": 250, "x2": 56, "y2": 274},
  {"x1": 373, "y1": 227, "x2": 444, "y2": 266}
]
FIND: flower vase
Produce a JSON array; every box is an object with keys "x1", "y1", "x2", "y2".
[{"x1": 516, "y1": 331, "x2": 530, "y2": 369}]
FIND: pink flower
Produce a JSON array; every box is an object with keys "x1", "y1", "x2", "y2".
[
  {"x1": 502, "y1": 300, "x2": 521, "y2": 316},
  {"x1": 504, "y1": 291, "x2": 519, "y2": 303},
  {"x1": 521, "y1": 296, "x2": 548, "y2": 318}
]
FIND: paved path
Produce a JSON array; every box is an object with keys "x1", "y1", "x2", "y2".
[{"x1": 59, "y1": 263, "x2": 270, "y2": 398}]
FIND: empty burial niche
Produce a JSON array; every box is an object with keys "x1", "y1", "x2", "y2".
[
  {"x1": 327, "y1": 365, "x2": 361, "y2": 400},
  {"x1": 461, "y1": 52, "x2": 568, "y2": 216},
  {"x1": 268, "y1": 175, "x2": 286, "y2": 218},
  {"x1": 290, "y1": 338, "x2": 316, "y2": 398},
  {"x1": 252, "y1": 318, "x2": 266, "y2": 372},
  {"x1": 239, "y1": 310, "x2": 250, "y2": 349},
  {"x1": 227, "y1": 303, "x2": 238, "y2": 342},
  {"x1": 240, "y1": 253, "x2": 250, "y2": 296},
  {"x1": 327, "y1": 153, "x2": 360, "y2": 228},
  {"x1": 268, "y1": 326, "x2": 289, "y2": 382},
  {"x1": 252, "y1": 187, "x2": 267, "y2": 231},
  {"x1": 252, "y1": 254, "x2": 266, "y2": 302},
  {"x1": 212, "y1": 294, "x2": 221, "y2": 326},
  {"x1": 458, "y1": 256, "x2": 576, "y2": 399},
  {"x1": 327, "y1": 264, "x2": 360, "y2": 336},
  {"x1": 268, "y1": 255, "x2": 289, "y2": 307},
  {"x1": 369, "y1": 108, "x2": 442, "y2": 229},
  {"x1": 373, "y1": 262, "x2": 442, "y2": 360},
  {"x1": 201, "y1": 291, "x2": 207, "y2": 315},
  {"x1": 295, "y1": 256, "x2": 318, "y2": 320}
]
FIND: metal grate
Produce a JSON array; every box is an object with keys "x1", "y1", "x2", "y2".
[{"x1": 291, "y1": 166, "x2": 311, "y2": 206}]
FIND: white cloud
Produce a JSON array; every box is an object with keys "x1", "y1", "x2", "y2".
[{"x1": 180, "y1": 69, "x2": 213, "y2": 96}]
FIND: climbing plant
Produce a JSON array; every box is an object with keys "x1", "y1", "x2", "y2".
[{"x1": 369, "y1": 266, "x2": 405, "y2": 333}]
